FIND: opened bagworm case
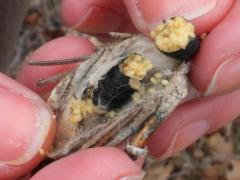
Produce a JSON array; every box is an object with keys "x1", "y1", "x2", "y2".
[{"x1": 31, "y1": 17, "x2": 200, "y2": 159}]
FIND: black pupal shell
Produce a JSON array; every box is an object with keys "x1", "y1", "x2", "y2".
[
  {"x1": 162, "y1": 37, "x2": 200, "y2": 61},
  {"x1": 93, "y1": 65, "x2": 134, "y2": 109}
]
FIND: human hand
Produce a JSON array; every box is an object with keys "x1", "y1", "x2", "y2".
[{"x1": 1, "y1": 0, "x2": 239, "y2": 179}]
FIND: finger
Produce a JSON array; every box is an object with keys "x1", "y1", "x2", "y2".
[
  {"x1": 61, "y1": 0, "x2": 137, "y2": 33},
  {"x1": 17, "y1": 36, "x2": 94, "y2": 94},
  {"x1": 124, "y1": 0, "x2": 233, "y2": 35},
  {"x1": 0, "y1": 73, "x2": 55, "y2": 179},
  {"x1": 147, "y1": 88, "x2": 240, "y2": 159},
  {"x1": 190, "y1": 0, "x2": 240, "y2": 95},
  {"x1": 31, "y1": 147, "x2": 143, "y2": 180}
]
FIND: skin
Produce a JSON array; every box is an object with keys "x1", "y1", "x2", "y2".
[{"x1": 0, "y1": 0, "x2": 239, "y2": 179}]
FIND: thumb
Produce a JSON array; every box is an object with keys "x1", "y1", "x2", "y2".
[
  {"x1": 31, "y1": 147, "x2": 143, "y2": 180},
  {"x1": 0, "y1": 73, "x2": 55, "y2": 179},
  {"x1": 124, "y1": 0, "x2": 233, "y2": 35}
]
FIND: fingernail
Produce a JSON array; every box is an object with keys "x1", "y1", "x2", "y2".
[
  {"x1": 205, "y1": 57, "x2": 240, "y2": 96},
  {"x1": 159, "y1": 120, "x2": 209, "y2": 159},
  {"x1": 138, "y1": 0, "x2": 217, "y2": 26},
  {"x1": 0, "y1": 73, "x2": 54, "y2": 166},
  {"x1": 120, "y1": 171, "x2": 145, "y2": 180},
  {"x1": 73, "y1": 6, "x2": 122, "y2": 33}
]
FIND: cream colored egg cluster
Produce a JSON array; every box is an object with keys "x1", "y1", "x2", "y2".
[
  {"x1": 151, "y1": 16, "x2": 195, "y2": 53},
  {"x1": 120, "y1": 54, "x2": 153, "y2": 80},
  {"x1": 69, "y1": 98, "x2": 96, "y2": 123}
]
